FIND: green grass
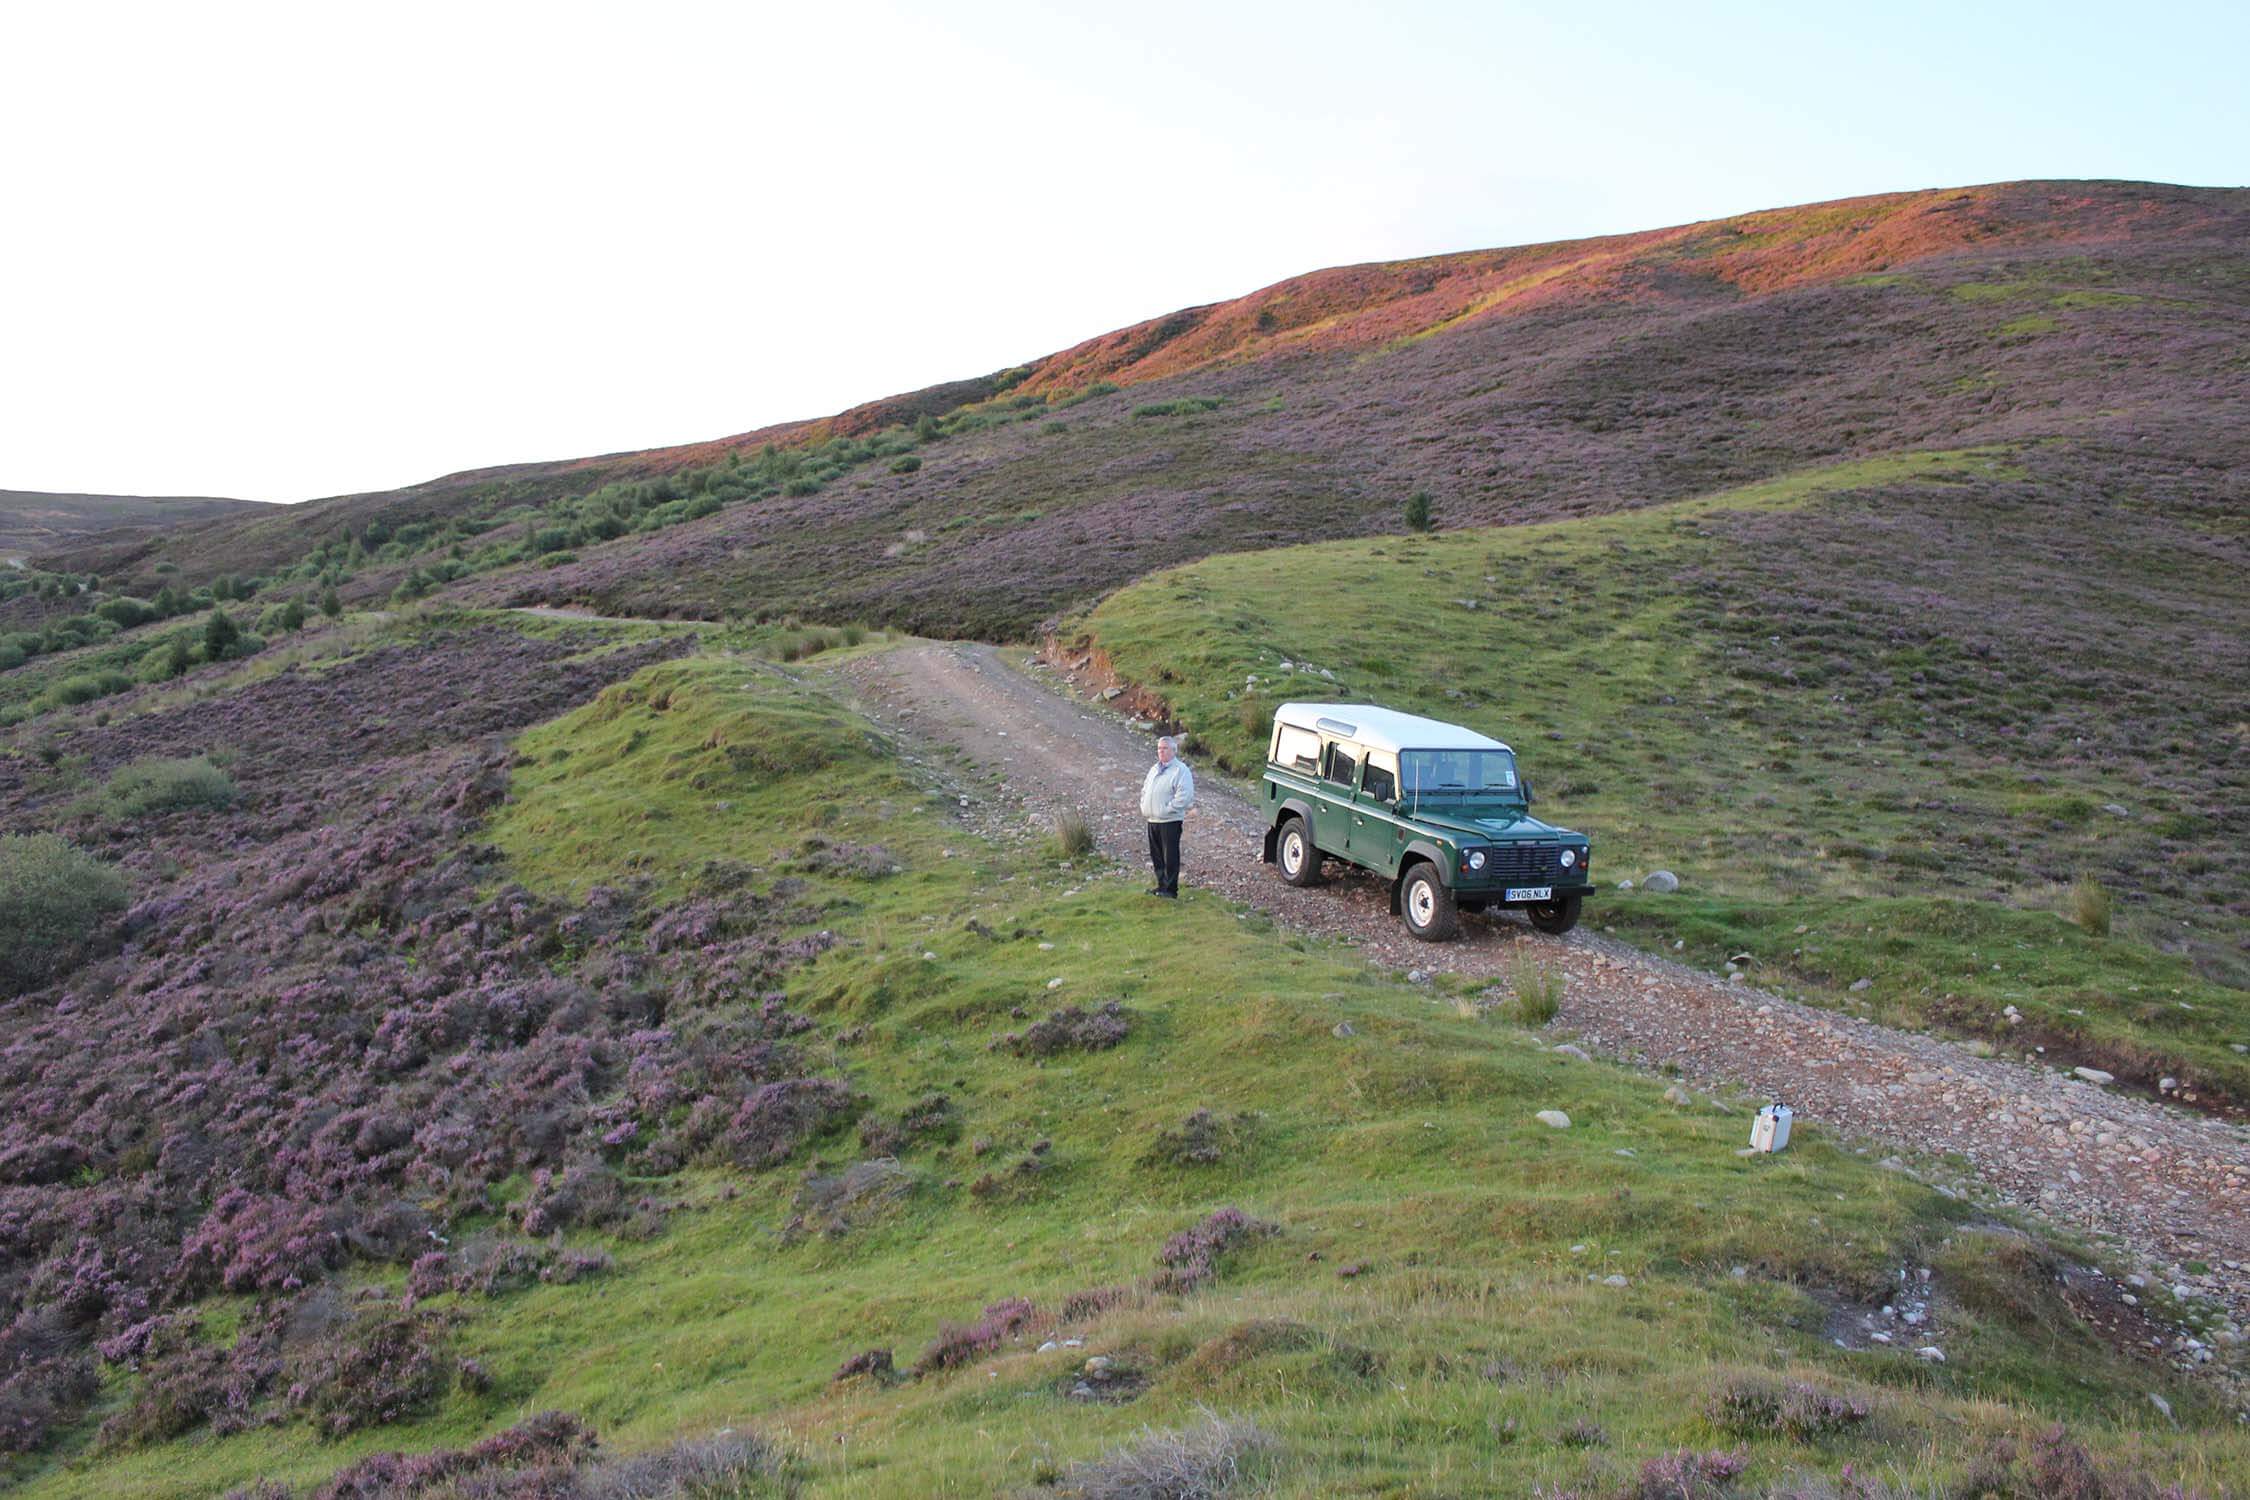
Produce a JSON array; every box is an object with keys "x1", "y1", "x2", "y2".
[
  {"x1": 21, "y1": 647, "x2": 2244, "y2": 1497},
  {"x1": 1072, "y1": 449, "x2": 2250, "y2": 1101}
]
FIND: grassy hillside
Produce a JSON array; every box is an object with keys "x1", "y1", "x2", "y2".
[
  {"x1": 1070, "y1": 446, "x2": 2250, "y2": 1105},
  {"x1": 8, "y1": 642, "x2": 2238, "y2": 1497},
  {"x1": 34, "y1": 181, "x2": 2249, "y2": 640}
]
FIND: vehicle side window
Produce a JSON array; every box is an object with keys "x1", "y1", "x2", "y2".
[
  {"x1": 1361, "y1": 752, "x2": 1397, "y2": 802},
  {"x1": 1273, "y1": 723, "x2": 1320, "y2": 772},
  {"x1": 1321, "y1": 741, "x2": 1359, "y2": 788}
]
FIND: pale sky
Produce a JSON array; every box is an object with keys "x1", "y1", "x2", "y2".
[{"x1": 2, "y1": 0, "x2": 2242, "y2": 504}]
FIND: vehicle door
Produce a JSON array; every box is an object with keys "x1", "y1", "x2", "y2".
[
  {"x1": 1315, "y1": 739, "x2": 1360, "y2": 856},
  {"x1": 1350, "y1": 750, "x2": 1402, "y2": 876}
]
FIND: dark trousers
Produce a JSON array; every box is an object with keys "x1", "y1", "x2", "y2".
[{"x1": 1146, "y1": 819, "x2": 1182, "y2": 894}]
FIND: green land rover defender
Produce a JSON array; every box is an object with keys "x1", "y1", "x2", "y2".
[{"x1": 1259, "y1": 703, "x2": 1593, "y2": 941}]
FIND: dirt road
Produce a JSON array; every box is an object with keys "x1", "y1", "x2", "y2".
[{"x1": 836, "y1": 641, "x2": 2250, "y2": 1358}]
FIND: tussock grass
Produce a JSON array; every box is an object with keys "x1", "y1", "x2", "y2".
[
  {"x1": 1509, "y1": 953, "x2": 1565, "y2": 1025},
  {"x1": 1051, "y1": 810, "x2": 1097, "y2": 859},
  {"x1": 2066, "y1": 877, "x2": 2112, "y2": 937}
]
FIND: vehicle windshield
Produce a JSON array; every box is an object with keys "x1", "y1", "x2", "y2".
[{"x1": 1401, "y1": 748, "x2": 1519, "y2": 799}]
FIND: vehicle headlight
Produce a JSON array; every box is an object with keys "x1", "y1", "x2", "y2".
[
  {"x1": 1466, "y1": 849, "x2": 1487, "y2": 871},
  {"x1": 1559, "y1": 849, "x2": 1576, "y2": 870}
]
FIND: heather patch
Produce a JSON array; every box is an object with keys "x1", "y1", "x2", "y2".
[
  {"x1": 995, "y1": 1001, "x2": 1136, "y2": 1057},
  {"x1": 1140, "y1": 1108, "x2": 1256, "y2": 1169},
  {"x1": 0, "y1": 629, "x2": 873, "y2": 1455},
  {"x1": 276, "y1": 1409, "x2": 791, "y2": 1498}
]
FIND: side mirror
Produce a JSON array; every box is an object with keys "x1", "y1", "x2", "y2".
[{"x1": 1520, "y1": 777, "x2": 1534, "y2": 804}]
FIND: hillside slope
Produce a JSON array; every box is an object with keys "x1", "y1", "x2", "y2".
[
  {"x1": 4, "y1": 617, "x2": 2241, "y2": 1496},
  {"x1": 0, "y1": 489, "x2": 267, "y2": 559},
  {"x1": 38, "y1": 180, "x2": 2249, "y2": 637}
]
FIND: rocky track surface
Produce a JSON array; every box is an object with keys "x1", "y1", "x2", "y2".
[{"x1": 835, "y1": 641, "x2": 2250, "y2": 1368}]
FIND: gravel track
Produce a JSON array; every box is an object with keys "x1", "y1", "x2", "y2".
[{"x1": 833, "y1": 641, "x2": 2250, "y2": 1363}]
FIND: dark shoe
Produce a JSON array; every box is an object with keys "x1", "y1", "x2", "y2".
[
  {"x1": 1158, "y1": 889, "x2": 1177, "y2": 899},
  {"x1": 1145, "y1": 887, "x2": 1164, "y2": 896}
]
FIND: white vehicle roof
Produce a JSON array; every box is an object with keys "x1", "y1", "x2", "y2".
[{"x1": 1272, "y1": 702, "x2": 1512, "y2": 756}]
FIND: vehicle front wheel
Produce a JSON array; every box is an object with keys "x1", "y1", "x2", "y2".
[
  {"x1": 1400, "y1": 863, "x2": 1458, "y2": 941},
  {"x1": 1276, "y1": 816, "x2": 1324, "y2": 887},
  {"x1": 1527, "y1": 894, "x2": 1582, "y2": 936}
]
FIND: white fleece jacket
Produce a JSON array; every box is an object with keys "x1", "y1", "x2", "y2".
[{"x1": 1139, "y1": 758, "x2": 1195, "y2": 821}]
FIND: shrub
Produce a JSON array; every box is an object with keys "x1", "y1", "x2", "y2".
[
  {"x1": 1708, "y1": 1377, "x2": 1869, "y2": 1441},
  {"x1": 286, "y1": 1308, "x2": 452, "y2": 1437},
  {"x1": 1057, "y1": 1412, "x2": 1274, "y2": 1500},
  {"x1": 1141, "y1": 1108, "x2": 1251, "y2": 1168},
  {"x1": 1508, "y1": 953, "x2": 1564, "y2": 1025},
  {"x1": 92, "y1": 756, "x2": 237, "y2": 820},
  {"x1": 1050, "y1": 811, "x2": 1096, "y2": 859},
  {"x1": 1155, "y1": 1207, "x2": 1276, "y2": 1292},
  {"x1": 0, "y1": 835, "x2": 128, "y2": 995},
  {"x1": 722, "y1": 1078, "x2": 860, "y2": 1167},
  {"x1": 139, "y1": 634, "x2": 195, "y2": 682},
  {"x1": 2066, "y1": 876, "x2": 2111, "y2": 935},
  {"x1": 203, "y1": 607, "x2": 241, "y2": 659},
  {"x1": 42, "y1": 670, "x2": 133, "y2": 708},
  {"x1": 1000, "y1": 1002, "x2": 1134, "y2": 1057},
  {"x1": 1633, "y1": 1448, "x2": 1748, "y2": 1499},
  {"x1": 1404, "y1": 490, "x2": 1433, "y2": 531},
  {"x1": 889, "y1": 454, "x2": 922, "y2": 474},
  {"x1": 319, "y1": 586, "x2": 343, "y2": 618},
  {"x1": 96, "y1": 597, "x2": 155, "y2": 628},
  {"x1": 915, "y1": 1298, "x2": 1040, "y2": 1374}
]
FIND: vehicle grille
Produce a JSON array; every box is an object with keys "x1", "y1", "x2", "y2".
[{"x1": 1475, "y1": 842, "x2": 1562, "y2": 884}]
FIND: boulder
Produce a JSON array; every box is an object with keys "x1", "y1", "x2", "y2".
[
  {"x1": 1642, "y1": 870, "x2": 1680, "y2": 894},
  {"x1": 1535, "y1": 1110, "x2": 1572, "y2": 1130}
]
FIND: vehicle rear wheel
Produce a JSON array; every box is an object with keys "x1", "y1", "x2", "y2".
[
  {"x1": 1528, "y1": 893, "x2": 1582, "y2": 936},
  {"x1": 1400, "y1": 862, "x2": 1458, "y2": 942},
  {"x1": 1276, "y1": 816, "x2": 1324, "y2": 886}
]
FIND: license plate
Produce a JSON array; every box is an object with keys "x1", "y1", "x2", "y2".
[{"x1": 1506, "y1": 886, "x2": 1552, "y2": 902}]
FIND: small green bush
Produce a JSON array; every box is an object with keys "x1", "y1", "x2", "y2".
[
  {"x1": 1404, "y1": 491, "x2": 1433, "y2": 532},
  {"x1": 96, "y1": 597, "x2": 156, "y2": 628},
  {"x1": 42, "y1": 671, "x2": 133, "y2": 709},
  {"x1": 0, "y1": 834, "x2": 129, "y2": 995},
  {"x1": 889, "y1": 455, "x2": 922, "y2": 474},
  {"x1": 93, "y1": 756, "x2": 237, "y2": 820},
  {"x1": 203, "y1": 608, "x2": 241, "y2": 659}
]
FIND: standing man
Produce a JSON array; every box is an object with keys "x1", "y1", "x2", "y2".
[{"x1": 1139, "y1": 734, "x2": 1195, "y2": 898}]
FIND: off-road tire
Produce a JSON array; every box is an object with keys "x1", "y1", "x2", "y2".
[
  {"x1": 1528, "y1": 893, "x2": 1582, "y2": 936},
  {"x1": 1276, "y1": 816, "x2": 1325, "y2": 887},
  {"x1": 1400, "y1": 862, "x2": 1458, "y2": 942}
]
